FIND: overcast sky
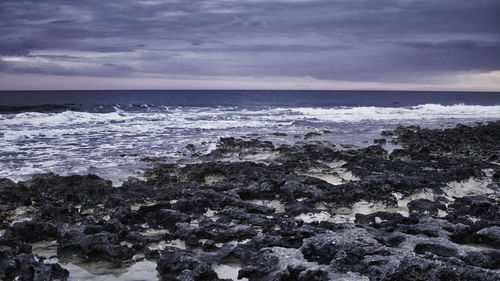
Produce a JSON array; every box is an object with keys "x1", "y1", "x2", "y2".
[{"x1": 0, "y1": 0, "x2": 499, "y2": 90}]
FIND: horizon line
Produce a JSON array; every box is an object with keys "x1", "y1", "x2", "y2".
[{"x1": 1, "y1": 89, "x2": 500, "y2": 93}]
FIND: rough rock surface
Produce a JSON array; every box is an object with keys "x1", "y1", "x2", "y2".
[{"x1": 1, "y1": 121, "x2": 499, "y2": 280}]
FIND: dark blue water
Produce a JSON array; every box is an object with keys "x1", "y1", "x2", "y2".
[
  {"x1": 1, "y1": 90, "x2": 499, "y2": 113},
  {"x1": 1, "y1": 90, "x2": 499, "y2": 184}
]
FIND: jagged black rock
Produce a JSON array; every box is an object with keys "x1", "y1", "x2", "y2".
[{"x1": 1, "y1": 121, "x2": 499, "y2": 280}]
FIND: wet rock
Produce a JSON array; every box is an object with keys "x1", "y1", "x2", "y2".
[
  {"x1": 446, "y1": 195, "x2": 499, "y2": 226},
  {"x1": 156, "y1": 247, "x2": 220, "y2": 281},
  {"x1": 399, "y1": 217, "x2": 451, "y2": 237},
  {"x1": 460, "y1": 249, "x2": 500, "y2": 269},
  {"x1": 414, "y1": 243, "x2": 457, "y2": 258},
  {"x1": 238, "y1": 248, "x2": 280, "y2": 279},
  {"x1": 58, "y1": 231, "x2": 134, "y2": 263},
  {"x1": 217, "y1": 137, "x2": 274, "y2": 152},
  {"x1": 355, "y1": 211, "x2": 405, "y2": 226},
  {"x1": 375, "y1": 233, "x2": 406, "y2": 247},
  {"x1": 279, "y1": 266, "x2": 328, "y2": 281},
  {"x1": 387, "y1": 255, "x2": 500, "y2": 281},
  {"x1": 186, "y1": 144, "x2": 197, "y2": 152},
  {"x1": 39, "y1": 203, "x2": 77, "y2": 221},
  {"x1": 145, "y1": 209, "x2": 190, "y2": 231},
  {"x1": 13, "y1": 253, "x2": 68, "y2": 281},
  {"x1": 302, "y1": 228, "x2": 389, "y2": 267},
  {"x1": 304, "y1": 132, "x2": 321, "y2": 139},
  {"x1": 0, "y1": 179, "x2": 28, "y2": 210},
  {"x1": 6, "y1": 221, "x2": 58, "y2": 243},
  {"x1": 0, "y1": 238, "x2": 69, "y2": 281},
  {"x1": 1, "y1": 122, "x2": 499, "y2": 280},
  {"x1": 408, "y1": 199, "x2": 447, "y2": 218},
  {"x1": 271, "y1": 132, "x2": 288, "y2": 136},
  {"x1": 201, "y1": 240, "x2": 218, "y2": 252},
  {"x1": 473, "y1": 226, "x2": 500, "y2": 247}
]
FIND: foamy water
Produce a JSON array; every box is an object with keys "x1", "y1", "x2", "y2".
[
  {"x1": 1, "y1": 104, "x2": 499, "y2": 184},
  {"x1": 294, "y1": 104, "x2": 500, "y2": 122}
]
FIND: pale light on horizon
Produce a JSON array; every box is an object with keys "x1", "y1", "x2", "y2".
[{"x1": 0, "y1": 72, "x2": 499, "y2": 92}]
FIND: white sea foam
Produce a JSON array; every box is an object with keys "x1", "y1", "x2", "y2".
[
  {"x1": 1, "y1": 104, "x2": 498, "y2": 184},
  {"x1": 3, "y1": 104, "x2": 497, "y2": 130},
  {"x1": 292, "y1": 104, "x2": 500, "y2": 122}
]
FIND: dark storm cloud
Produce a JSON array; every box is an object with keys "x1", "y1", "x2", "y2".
[{"x1": 0, "y1": 0, "x2": 499, "y2": 82}]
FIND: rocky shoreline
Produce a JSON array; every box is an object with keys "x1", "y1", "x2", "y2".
[{"x1": 1, "y1": 121, "x2": 499, "y2": 280}]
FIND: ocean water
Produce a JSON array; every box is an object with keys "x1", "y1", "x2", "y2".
[{"x1": 1, "y1": 90, "x2": 499, "y2": 185}]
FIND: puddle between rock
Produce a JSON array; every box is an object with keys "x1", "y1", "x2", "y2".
[
  {"x1": 140, "y1": 229, "x2": 169, "y2": 237},
  {"x1": 130, "y1": 201, "x2": 156, "y2": 211},
  {"x1": 34, "y1": 240, "x2": 159, "y2": 281},
  {"x1": 299, "y1": 161, "x2": 360, "y2": 186},
  {"x1": 240, "y1": 152, "x2": 278, "y2": 164},
  {"x1": 205, "y1": 174, "x2": 225, "y2": 184},
  {"x1": 295, "y1": 175, "x2": 496, "y2": 224},
  {"x1": 212, "y1": 262, "x2": 248, "y2": 281},
  {"x1": 7, "y1": 206, "x2": 34, "y2": 225},
  {"x1": 32, "y1": 240, "x2": 58, "y2": 259},
  {"x1": 46, "y1": 258, "x2": 159, "y2": 281},
  {"x1": 443, "y1": 177, "x2": 495, "y2": 199},
  {"x1": 147, "y1": 239, "x2": 187, "y2": 250},
  {"x1": 248, "y1": 199, "x2": 285, "y2": 213},
  {"x1": 295, "y1": 199, "x2": 412, "y2": 224},
  {"x1": 460, "y1": 243, "x2": 499, "y2": 249},
  {"x1": 204, "y1": 208, "x2": 220, "y2": 221}
]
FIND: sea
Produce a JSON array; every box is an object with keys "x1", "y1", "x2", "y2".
[{"x1": 1, "y1": 90, "x2": 499, "y2": 185}]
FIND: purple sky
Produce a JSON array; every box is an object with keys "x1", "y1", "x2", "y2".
[{"x1": 1, "y1": 0, "x2": 499, "y2": 90}]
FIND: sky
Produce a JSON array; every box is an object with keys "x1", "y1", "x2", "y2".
[{"x1": 0, "y1": 0, "x2": 499, "y2": 91}]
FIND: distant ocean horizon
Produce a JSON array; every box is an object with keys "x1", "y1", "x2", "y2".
[{"x1": 1, "y1": 90, "x2": 500, "y2": 184}]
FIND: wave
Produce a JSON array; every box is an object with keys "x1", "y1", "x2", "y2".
[
  {"x1": 1, "y1": 104, "x2": 499, "y2": 129},
  {"x1": 291, "y1": 104, "x2": 500, "y2": 122}
]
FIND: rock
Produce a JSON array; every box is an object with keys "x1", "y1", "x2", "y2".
[
  {"x1": 302, "y1": 228, "x2": 389, "y2": 268},
  {"x1": 399, "y1": 217, "x2": 451, "y2": 237},
  {"x1": 6, "y1": 221, "x2": 58, "y2": 243},
  {"x1": 414, "y1": 243, "x2": 458, "y2": 257},
  {"x1": 474, "y1": 226, "x2": 500, "y2": 247},
  {"x1": 387, "y1": 255, "x2": 500, "y2": 281},
  {"x1": 145, "y1": 209, "x2": 190, "y2": 231},
  {"x1": 279, "y1": 266, "x2": 329, "y2": 281},
  {"x1": 271, "y1": 132, "x2": 288, "y2": 136},
  {"x1": 408, "y1": 199, "x2": 447, "y2": 218},
  {"x1": 460, "y1": 249, "x2": 500, "y2": 269},
  {"x1": 304, "y1": 132, "x2": 321, "y2": 139},
  {"x1": 1, "y1": 122, "x2": 499, "y2": 280},
  {"x1": 57, "y1": 231, "x2": 135, "y2": 263},
  {"x1": 0, "y1": 238, "x2": 69, "y2": 281},
  {"x1": 238, "y1": 248, "x2": 280, "y2": 279},
  {"x1": 156, "y1": 247, "x2": 220, "y2": 281},
  {"x1": 185, "y1": 144, "x2": 197, "y2": 152}
]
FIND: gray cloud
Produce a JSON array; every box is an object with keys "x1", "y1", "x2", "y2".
[{"x1": 0, "y1": 0, "x2": 499, "y2": 82}]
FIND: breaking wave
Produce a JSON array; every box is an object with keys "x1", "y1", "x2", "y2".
[{"x1": 292, "y1": 104, "x2": 500, "y2": 122}]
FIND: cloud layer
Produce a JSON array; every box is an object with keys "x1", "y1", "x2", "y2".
[{"x1": 1, "y1": 0, "x2": 499, "y2": 88}]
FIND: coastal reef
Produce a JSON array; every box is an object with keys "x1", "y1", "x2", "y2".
[{"x1": 1, "y1": 121, "x2": 499, "y2": 280}]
